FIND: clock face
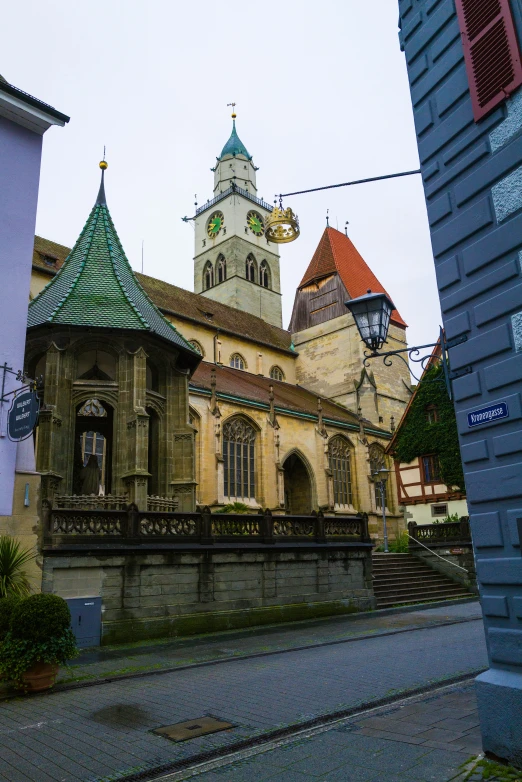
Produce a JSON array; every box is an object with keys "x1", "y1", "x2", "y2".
[
  {"x1": 247, "y1": 211, "x2": 264, "y2": 237},
  {"x1": 207, "y1": 211, "x2": 224, "y2": 238}
]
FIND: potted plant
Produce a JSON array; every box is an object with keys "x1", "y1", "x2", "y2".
[{"x1": 0, "y1": 593, "x2": 78, "y2": 691}]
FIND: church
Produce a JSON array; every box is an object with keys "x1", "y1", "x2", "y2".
[{"x1": 27, "y1": 113, "x2": 412, "y2": 543}]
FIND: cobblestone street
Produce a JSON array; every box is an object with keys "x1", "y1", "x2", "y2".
[{"x1": 0, "y1": 603, "x2": 488, "y2": 782}]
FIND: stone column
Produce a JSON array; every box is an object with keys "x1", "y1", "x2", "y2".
[
  {"x1": 38, "y1": 343, "x2": 65, "y2": 501},
  {"x1": 121, "y1": 347, "x2": 150, "y2": 510}
]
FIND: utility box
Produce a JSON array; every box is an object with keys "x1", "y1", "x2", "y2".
[{"x1": 66, "y1": 597, "x2": 102, "y2": 648}]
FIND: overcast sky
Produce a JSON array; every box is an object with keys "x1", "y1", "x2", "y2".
[{"x1": 4, "y1": 0, "x2": 441, "y2": 351}]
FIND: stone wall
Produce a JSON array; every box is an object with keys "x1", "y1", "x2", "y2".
[
  {"x1": 42, "y1": 545, "x2": 375, "y2": 644},
  {"x1": 292, "y1": 315, "x2": 411, "y2": 427},
  {"x1": 410, "y1": 544, "x2": 477, "y2": 594}
]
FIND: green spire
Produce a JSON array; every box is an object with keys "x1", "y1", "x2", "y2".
[
  {"x1": 28, "y1": 162, "x2": 199, "y2": 358},
  {"x1": 220, "y1": 119, "x2": 251, "y2": 160}
]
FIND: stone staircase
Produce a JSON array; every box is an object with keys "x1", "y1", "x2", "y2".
[{"x1": 372, "y1": 552, "x2": 475, "y2": 609}]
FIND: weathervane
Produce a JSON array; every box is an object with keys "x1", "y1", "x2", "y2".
[{"x1": 227, "y1": 102, "x2": 237, "y2": 118}]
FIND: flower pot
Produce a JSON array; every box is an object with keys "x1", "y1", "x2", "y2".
[{"x1": 20, "y1": 662, "x2": 59, "y2": 692}]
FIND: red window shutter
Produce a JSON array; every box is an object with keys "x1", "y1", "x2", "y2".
[{"x1": 455, "y1": 0, "x2": 522, "y2": 121}]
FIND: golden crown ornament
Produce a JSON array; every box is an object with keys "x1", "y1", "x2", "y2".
[{"x1": 265, "y1": 203, "x2": 300, "y2": 244}]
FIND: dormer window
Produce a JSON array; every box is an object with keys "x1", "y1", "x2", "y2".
[{"x1": 41, "y1": 254, "x2": 58, "y2": 267}]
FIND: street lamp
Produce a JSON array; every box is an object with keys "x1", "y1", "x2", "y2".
[
  {"x1": 372, "y1": 467, "x2": 390, "y2": 553},
  {"x1": 345, "y1": 290, "x2": 470, "y2": 400}
]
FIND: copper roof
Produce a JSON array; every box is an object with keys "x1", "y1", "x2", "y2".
[{"x1": 299, "y1": 227, "x2": 406, "y2": 328}]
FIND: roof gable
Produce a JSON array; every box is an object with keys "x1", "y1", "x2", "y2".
[{"x1": 298, "y1": 227, "x2": 406, "y2": 328}]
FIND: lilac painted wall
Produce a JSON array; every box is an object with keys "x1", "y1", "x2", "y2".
[{"x1": 0, "y1": 115, "x2": 43, "y2": 514}]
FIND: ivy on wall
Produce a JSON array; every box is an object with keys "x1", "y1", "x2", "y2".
[{"x1": 392, "y1": 365, "x2": 464, "y2": 490}]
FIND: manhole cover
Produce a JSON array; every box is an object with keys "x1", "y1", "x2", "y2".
[{"x1": 152, "y1": 716, "x2": 235, "y2": 742}]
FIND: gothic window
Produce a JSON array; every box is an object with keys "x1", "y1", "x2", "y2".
[
  {"x1": 223, "y1": 417, "x2": 256, "y2": 500},
  {"x1": 78, "y1": 398, "x2": 107, "y2": 417},
  {"x1": 369, "y1": 442, "x2": 389, "y2": 509},
  {"x1": 217, "y1": 254, "x2": 227, "y2": 283},
  {"x1": 369, "y1": 442, "x2": 385, "y2": 474},
  {"x1": 246, "y1": 254, "x2": 257, "y2": 282},
  {"x1": 203, "y1": 261, "x2": 214, "y2": 290},
  {"x1": 260, "y1": 260, "x2": 270, "y2": 289},
  {"x1": 328, "y1": 436, "x2": 353, "y2": 507},
  {"x1": 422, "y1": 454, "x2": 441, "y2": 484},
  {"x1": 188, "y1": 340, "x2": 204, "y2": 357},
  {"x1": 270, "y1": 365, "x2": 284, "y2": 382},
  {"x1": 81, "y1": 431, "x2": 106, "y2": 493},
  {"x1": 230, "y1": 353, "x2": 246, "y2": 370}
]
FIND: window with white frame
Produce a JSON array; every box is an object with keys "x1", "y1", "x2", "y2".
[
  {"x1": 269, "y1": 365, "x2": 284, "y2": 382},
  {"x1": 229, "y1": 353, "x2": 245, "y2": 370}
]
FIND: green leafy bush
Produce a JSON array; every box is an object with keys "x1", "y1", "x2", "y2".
[
  {"x1": 0, "y1": 536, "x2": 36, "y2": 598},
  {"x1": 0, "y1": 595, "x2": 20, "y2": 642},
  {"x1": 214, "y1": 502, "x2": 251, "y2": 514},
  {"x1": 388, "y1": 531, "x2": 409, "y2": 553},
  {"x1": 10, "y1": 593, "x2": 71, "y2": 643},
  {"x1": 0, "y1": 594, "x2": 78, "y2": 686}
]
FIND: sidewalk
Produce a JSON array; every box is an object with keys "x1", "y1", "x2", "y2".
[
  {"x1": 168, "y1": 682, "x2": 520, "y2": 782},
  {"x1": 0, "y1": 600, "x2": 490, "y2": 781},
  {"x1": 26, "y1": 599, "x2": 482, "y2": 693}
]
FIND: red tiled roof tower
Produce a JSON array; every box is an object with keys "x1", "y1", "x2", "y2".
[{"x1": 299, "y1": 227, "x2": 406, "y2": 328}]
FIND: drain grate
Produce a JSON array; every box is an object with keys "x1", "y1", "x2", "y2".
[{"x1": 152, "y1": 716, "x2": 235, "y2": 742}]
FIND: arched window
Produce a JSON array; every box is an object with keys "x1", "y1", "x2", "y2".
[
  {"x1": 328, "y1": 436, "x2": 353, "y2": 507},
  {"x1": 369, "y1": 442, "x2": 388, "y2": 509},
  {"x1": 230, "y1": 353, "x2": 246, "y2": 370},
  {"x1": 203, "y1": 261, "x2": 214, "y2": 290},
  {"x1": 259, "y1": 260, "x2": 270, "y2": 289},
  {"x1": 223, "y1": 417, "x2": 256, "y2": 500},
  {"x1": 217, "y1": 254, "x2": 227, "y2": 283},
  {"x1": 270, "y1": 365, "x2": 284, "y2": 382},
  {"x1": 246, "y1": 254, "x2": 257, "y2": 282},
  {"x1": 188, "y1": 340, "x2": 204, "y2": 357}
]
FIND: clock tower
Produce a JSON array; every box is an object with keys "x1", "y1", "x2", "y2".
[{"x1": 193, "y1": 112, "x2": 282, "y2": 328}]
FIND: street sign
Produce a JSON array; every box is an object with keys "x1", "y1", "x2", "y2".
[
  {"x1": 467, "y1": 402, "x2": 509, "y2": 428},
  {"x1": 8, "y1": 391, "x2": 40, "y2": 441}
]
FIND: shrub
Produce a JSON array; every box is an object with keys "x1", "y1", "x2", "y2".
[
  {"x1": 0, "y1": 536, "x2": 36, "y2": 598},
  {"x1": 388, "y1": 531, "x2": 409, "y2": 553},
  {"x1": 0, "y1": 593, "x2": 77, "y2": 686},
  {"x1": 214, "y1": 502, "x2": 251, "y2": 514},
  {"x1": 0, "y1": 595, "x2": 20, "y2": 642},
  {"x1": 9, "y1": 593, "x2": 71, "y2": 644}
]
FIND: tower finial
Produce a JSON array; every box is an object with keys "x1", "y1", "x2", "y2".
[
  {"x1": 227, "y1": 101, "x2": 237, "y2": 119},
  {"x1": 96, "y1": 150, "x2": 108, "y2": 205},
  {"x1": 326, "y1": 209, "x2": 329, "y2": 227}
]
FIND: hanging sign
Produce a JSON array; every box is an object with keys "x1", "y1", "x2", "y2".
[
  {"x1": 467, "y1": 402, "x2": 509, "y2": 428},
  {"x1": 8, "y1": 391, "x2": 40, "y2": 441}
]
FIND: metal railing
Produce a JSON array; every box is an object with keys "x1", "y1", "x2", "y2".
[
  {"x1": 407, "y1": 518, "x2": 472, "y2": 574},
  {"x1": 195, "y1": 184, "x2": 273, "y2": 216},
  {"x1": 43, "y1": 503, "x2": 370, "y2": 547}
]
